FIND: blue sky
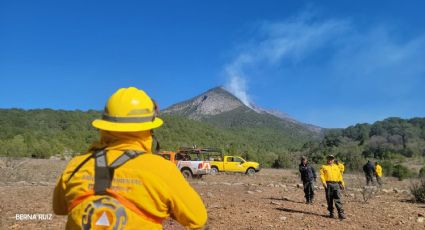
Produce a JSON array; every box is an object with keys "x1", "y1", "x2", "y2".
[{"x1": 1, "y1": 1, "x2": 424, "y2": 128}]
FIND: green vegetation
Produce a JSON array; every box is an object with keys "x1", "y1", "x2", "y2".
[
  {"x1": 301, "y1": 117, "x2": 425, "y2": 175},
  {"x1": 0, "y1": 109, "x2": 99, "y2": 158},
  {"x1": 392, "y1": 164, "x2": 415, "y2": 180},
  {"x1": 381, "y1": 160, "x2": 395, "y2": 177},
  {"x1": 419, "y1": 166, "x2": 425, "y2": 177},
  {"x1": 410, "y1": 178, "x2": 425, "y2": 203},
  {"x1": 203, "y1": 107, "x2": 321, "y2": 148},
  {"x1": 0, "y1": 109, "x2": 310, "y2": 167},
  {"x1": 1, "y1": 109, "x2": 424, "y2": 173}
]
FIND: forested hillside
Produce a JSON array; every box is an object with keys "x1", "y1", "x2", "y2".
[
  {"x1": 0, "y1": 109, "x2": 99, "y2": 158},
  {"x1": 0, "y1": 109, "x2": 308, "y2": 166},
  {"x1": 1, "y1": 109, "x2": 424, "y2": 170},
  {"x1": 301, "y1": 117, "x2": 425, "y2": 177}
]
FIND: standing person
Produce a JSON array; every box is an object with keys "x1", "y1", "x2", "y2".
[
  {"x1": 375, "y1": 162, "x2": 383, "y2": 186},
  {"x1": 363, "y1": 160, "x2": 375, "y2": 186},
  {"x1": 53, "y1": 87, "x2": 207, "y2": 229},
  {"x1": 320, "y1": 155, "x2": 346, "y2": 219},
  {"x1": 335, "y1": 160, "x2": 345, "y2": 174},
  {"x1": 299, "y1": 156, "x2": 317, "y2": 204}
]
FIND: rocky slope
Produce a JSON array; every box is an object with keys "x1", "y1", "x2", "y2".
[
  {"x1": 163, "y1": 86, "x2": 323, "y2": 140},
  {"x1": 163, "y1": 87, "x2": 246, "y2": 119}
]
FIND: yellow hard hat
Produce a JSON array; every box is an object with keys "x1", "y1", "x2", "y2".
[{"x1": 92, "y1": 87, "x2": 163, "y2": 132}]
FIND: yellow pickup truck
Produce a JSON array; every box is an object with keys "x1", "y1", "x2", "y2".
[{"x1": 210, "y1": 156, "x2": 260, "y2": 175}]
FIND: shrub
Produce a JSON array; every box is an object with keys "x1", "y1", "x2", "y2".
[
  {"x1": 271, "y1": 154, "x2": 291, "y2": 169},
  {"x1": 381, "y1": 160, "x2": 394, "y2": 177},
  {"x1": 410, "y1": 178, "x2": 425, "y2": 203},
  {"x1": 399, "y1": 148, "x2": 414, "y2": 157},
  {"x1": 419, "y1": 166, "x2": 425, "y2": 177},
  {"x1": 347, "y1": 155, "x2": 364, "y2": 172},
  {"x1": 392, "y1": 164, "x2": 415, "y2": 181},
  {"x1": 383, "y1": 151, "x2": 406, "y2": 162}
]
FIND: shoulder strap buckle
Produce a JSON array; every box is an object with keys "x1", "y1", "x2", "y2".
[{"x1": 94, "y1": 150, "x2": 145, "y2": 195}]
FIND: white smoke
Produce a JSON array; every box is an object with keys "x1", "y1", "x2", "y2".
[
  {"x1": 224, "y1": 54, "x2": 254, "y2": 107},
  {"x1": 225, "y1": 74, "x2": 251, "y2": 107},
  {"x1": 224, "y1": 10, "x2": 349, "y2": 108},
  {"x1": 222, "y1": 9, "x2": 425, "y2": 127}
]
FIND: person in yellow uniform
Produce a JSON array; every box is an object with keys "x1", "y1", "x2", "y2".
[
  {"x1": 53, "y1": 87, "x2": 207, "y2": 230},
  {"x1": 375, "y1": 162, "x2": 383, "y2": 186},
  {"x1": 320, "y1": 155, "x2": 346, "y2": 219},
  {"x1": 334, "y1": 160, "x2": 345, "y2": 174}
]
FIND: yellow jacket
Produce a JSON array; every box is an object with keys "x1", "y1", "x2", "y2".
[
  {"x1": 320, "y1": 164, "x2": 345, "y2": 187},
  {"x1": 375, "y1": 164, "x2": 383, "y2": 177},
  {"x1": 53, "y1": 131, "x2": 207, "y2": 229},
  {"x1": 337, "y1": 163, "x2": 345, "y2": 174}
]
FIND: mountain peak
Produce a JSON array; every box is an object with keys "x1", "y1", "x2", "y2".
[
  {"x1": 163, "y1": 86, "x2": 247, "y2": 119},
  {"x1": 163, "y1": 86, "x2": 322, "y2": 134}
]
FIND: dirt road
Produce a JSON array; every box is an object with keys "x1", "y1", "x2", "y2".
[{"x1": 1, "y1": 158, "x2": 425, "y2": 229}]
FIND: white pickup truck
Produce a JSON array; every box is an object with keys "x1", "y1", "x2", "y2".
[{"x1": 159, "y1": 150, "x2": 211, "y2": 179}]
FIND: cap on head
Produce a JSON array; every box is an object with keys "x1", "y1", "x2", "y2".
[
  {"x1": 301, "y1": 156, "x2": 307, "y2": 161},
  {"x1": 327, "y1": 155, "x2": 335, "y2": 160},
  {"x1": 92, "y1": 87, "x2": 164, "y2": 132}
]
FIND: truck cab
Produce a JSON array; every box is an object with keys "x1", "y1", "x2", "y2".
[
  {"x1": 159, "y1": 150, "x2": 210, "y2": 179},
  {"x1": 210, "y1": 155, "x2": 260, "y2": 175}
]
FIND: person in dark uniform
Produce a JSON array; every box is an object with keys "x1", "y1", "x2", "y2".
[
  {"x1": 299, "y1": 156, "x2": 317, "y2": 204},
  {"x1": 363, "y1": 160, "x2": 375, "y2": 186}
]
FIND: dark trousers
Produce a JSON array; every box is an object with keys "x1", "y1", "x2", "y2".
[
  {"x1": 376, "y1": 176, "x2": 382, "y2": 186},
  {"x1": 325, "y1": 183, "x2": 344, "y2": 215},
  {"x1": 366, "y1": 174, "x2": 375, "y2": 186},
  {"x1": 303, "y1": 181, "x2": 314, "y2": 202}
]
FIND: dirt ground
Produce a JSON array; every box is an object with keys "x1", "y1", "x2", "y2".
[{"x1": 1, "y1": 157, "x2": 425, "y2": 230}]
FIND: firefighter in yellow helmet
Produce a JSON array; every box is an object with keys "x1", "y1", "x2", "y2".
[
  {"x1": 53, "y1": 87, "x2": 207, "y2": 229},
  {"x1": 320, "y1": 155, "x2": 346, "y2": 220}
]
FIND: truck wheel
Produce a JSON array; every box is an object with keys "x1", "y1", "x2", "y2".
[
  {"x1": 181, "y1": 169, "x2": 193, "y2": 179},
  {"x1": 210, "y1": 167, "x2": 219, "y2": 175},
  {"x1": 246, "y1": 168, "x2": 255, "y2": 176}
]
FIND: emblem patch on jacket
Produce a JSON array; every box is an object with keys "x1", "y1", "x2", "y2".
[{"x1": 82, "y1": 197, "x2": 128, "y2": 230}]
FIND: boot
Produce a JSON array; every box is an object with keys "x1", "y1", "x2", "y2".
[
  {"x1": 329, "y1": 213, "x2": 335, "y2": 218},
  {"x1": 338, "y1": 213, "x2": 346, "y2": 220}
]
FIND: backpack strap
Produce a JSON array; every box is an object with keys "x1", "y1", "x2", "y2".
[
  {"x1": 109, "y1": 150, "x2": 144, "y2": 169},
  {"x1": 93, "y1": 150, "x2": 111, "y2": 195},
  {"x1": 67, "y1": 150, "x2": 146, "y2": 212},
  {"x1": 66, "y1": 149, "x2": 105, "y2": 183},
  {"x1": 94, "y1": 150, "x2": 145, "y2": 195},
  {"x1": 66, "y1": 149, "x2": 144, "y2": 185}
]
